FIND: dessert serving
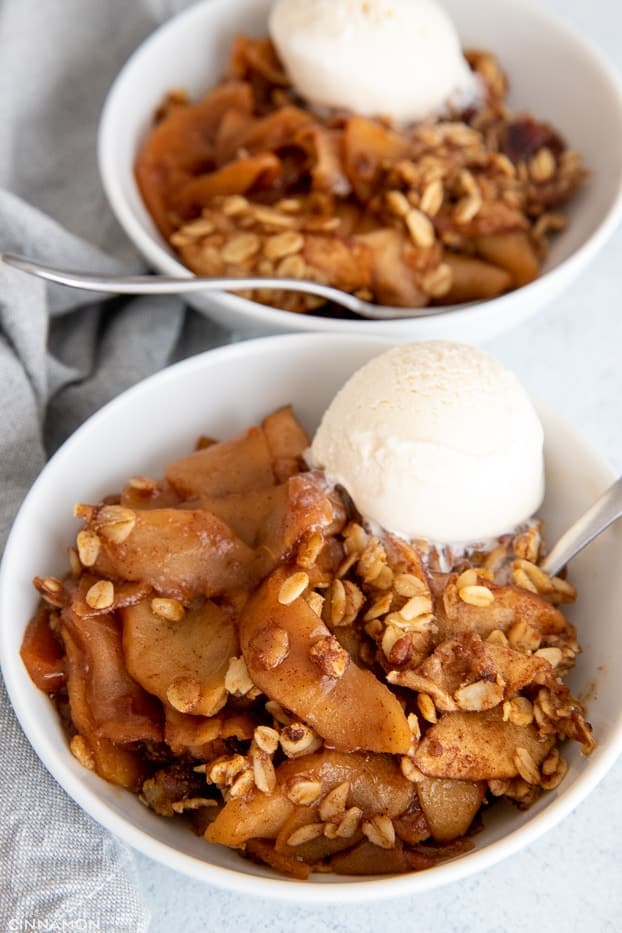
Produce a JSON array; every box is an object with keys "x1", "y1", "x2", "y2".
[
  {"x1": 21, "y1": 342, "x2": 595, "y2": 880},
  {"x1": 135, "y1": 0, "x2": 585, "y2": 315}
]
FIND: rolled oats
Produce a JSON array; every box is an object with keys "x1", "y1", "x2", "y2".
[
  {"x1": 304, "y1": 590, "x2": 325, "y2": 617},
  {"x1": 417, "y1": 692, "x2": 438, "y2": 724},
  {"x1": 319, "y1": 781, "x2": 350, "y2": 822},
  {"x1": 85, "y1": 579, "x2": 114, "y2": 610},
  {"x1": 454, "y1": 679, "x2": 504, "y2": 712},
  {"x1": 264, "y1": 230, "x2": 304, "y2": 261},
  {"x1": 534, "y1": 646, "x2": 563, "y2": 669},
  {"x1": 363, "y1": 592, "x2": 394, "y2": 622},
  {"x1": 343, "y1": 522, "x2": 368, "y2": 555},
  {"x1": 96, "y1": 505, "x2": 136, "y2": 544},
  {"x1": 76, "y1": 530, "x2": 101, "y2": 567},
  {"x1": 458, "y1": 584, "x2": 495, "y2": 607},
  {"x1": 285, "y1": 777, "x2": 323, "y2": 807},
  {"x1": 335, "y1": 806, "x2": 363, "y2": 838},
  {"x1": 529, "y1": 147, "x2": 556, "y2": 183},
  {"x1": 222, "y1": 195, "x2": 249, "y2": 216},
  {"x1": 503, "y1": 696, "x2": 534, "y2": 726},
  {"x1": 419, "y1": 179, "x2": 444, "y2": 217},
  {"x1": 225, "y1": 656, "x2": 255, "y2": 696},
  {"x1": 296, "y1": 532, "x2": 324, "y2": 570},
  {"x1": 421, "y1": 263, "x2": 452, "y2": 298},
  {"x1": 513, "y1": 746, "x2": 540, "y2": 785},
  {"x1": 399, "y1": 594, "x2": 433, "y2": 622},
  {"x1": 309, "y1": 635, "x2": 349, "y2": 678},
  {"x1": 252, "y1": 748, "x2": 277, "y2": 794},
  {"x1": 453, "y1": 192, "x2": 482, "y2": 224},
  {"x1": 328, "y1": 578, "x2": 347, "y2": 625},
  {"x1": 362, "y1": 815, "x2": 395, "y2": 849},
  {"x1": 151, "y1": 597, "x2": 185, "y2": 622},
  {"x1": 405, "y1": 208, "x2": 436, "y2": 248},
  {"x1": 222, "y1": 233, "x2": 261, "y2": 264},
  {"x1": 393, "y1": 573, "x2": 427, "y2": 598},
  {"x1": 280, "y1": 722, "x2": 322, "y2": 758},
  {"x1": 278, "y1": 571, "x2": 309, "y2": 605},
  {"x1": 253, "y1": 725, "x2": 280, "y2": 755},
  {"x1": 286, "y1": 823, "x2": 324, "y2": 847}
]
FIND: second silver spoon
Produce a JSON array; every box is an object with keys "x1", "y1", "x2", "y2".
[{"x1": 0, "y1": 251, "x2": 457, "y2": 322}]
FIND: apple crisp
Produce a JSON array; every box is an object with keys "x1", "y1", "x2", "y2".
[
  {"x1": 135, "y1": 37, "x2": 585, "y2": 314},
  {"x1": 21, "y1": 407, "x2": 594, "y2": 878}
]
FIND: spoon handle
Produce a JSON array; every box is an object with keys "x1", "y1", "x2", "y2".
[
  {"x1": 0, "y1": 250, "x2": 447, "y2": 320},
  {"x1": 541, "y1": 475, "x2": 622, "y2": 577}
]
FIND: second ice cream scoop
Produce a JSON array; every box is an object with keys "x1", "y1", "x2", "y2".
[{"x1": 269, "y1": 0, "x2": 480, "y2": 124}]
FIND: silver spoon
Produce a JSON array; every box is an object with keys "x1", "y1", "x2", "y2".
[
  {"x1": 0, "y1": 251, "x2": 457, "y2": 322},
  {"x1": 541, "y1": 475, "x2": 622, "y2": 576}
]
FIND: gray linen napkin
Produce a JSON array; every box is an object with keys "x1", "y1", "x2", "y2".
[{"x1": 0, "y1": 1, "x2": 230, "y2": 929}]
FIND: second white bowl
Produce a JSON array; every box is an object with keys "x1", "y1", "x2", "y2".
[{"x1": 98, "y1": 0, "x2": 622, "y2": 340}]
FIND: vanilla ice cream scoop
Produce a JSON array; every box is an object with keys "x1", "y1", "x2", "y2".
[
  {"x1": 269, "y1": 0, "x2": 480, "y2": 124},
  {"x1": 310, "y1": 342, "x2": 544, "y2": 543}
]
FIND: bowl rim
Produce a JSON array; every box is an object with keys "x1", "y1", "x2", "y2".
[
  {"x1": 2, "y1": 332, "x2": 622, "y2": 902},
  {"x1": 97, "y1": 0, "x2": 622, "y2": 335}
]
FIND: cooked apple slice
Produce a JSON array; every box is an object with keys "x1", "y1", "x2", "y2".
[
  {"x1": 343, "y1": 116, "x2": 410, "y2": 201},
  {"x1": 240, "y1": 568, "x2": 411, "y2": 754},
  {"x1": 20, "y1": 604, "x2": 65, "y2": 693},
  {"x1": 438, "y1": 579, "x2": 567, "y2": 640},
  {"x1": 261, "y1": 405, "x2": 310, "y2": 482},
  {"x1": 416, "y1": 778, "x2": 485, "y2": 842},
  {"x1": 206, "y1": 789, "x2": 294, "y2": 849},
  {"x1": 61, "y1": 623, "x2": 152, "y2": 791},
  {"x1": 206, "y1": 749, "x2": 414, "y2": 849},
  {"x1": 475, "y1": 231, "x2": 539, "y2": 287},
  {"x1": 245, "y1": 839, "x2": 312, "y2": 880},
  {"x1": 122, "y1": 598, "x2": 238, "y2": 717},
  {"x1": 166, "y1": 425, "x2": 275, "y2": 499},
  {"x1": 413, "y1": 707, "x2": 554, "y2": 780},
  {"x1": 279, "y1": 750, "x2": 414, "y2": 816},
  {"x1": 176, "y1": 152, "x2": 282, "y2": 213},
  {"x1": 199, "y1": 472, "x2": 343, "y2": 566},
  {"x1": 443, "y1": 253, "x2": 512, "y2": 303},
  {"x1": 61, "y1": 608, "x2": 162, "y2": 745},
  {"x1": 198, "y1": 485, "x2": 289, "y2": 547},
  {"x1": 356, "y1": 228, "x2": 427, "y2": 308},
  {"x1": 164, "y1": 707, "x2": 255, "y2": 757},
  {"x1": 89, "y1": 506, "x2": 257, "y2": 600},
  {"x1": 135, "y1": 81, "x2": 254, "y2": 236},
  {"x1": 330, "y1": 840, "x2": 412, "y2": 875}
]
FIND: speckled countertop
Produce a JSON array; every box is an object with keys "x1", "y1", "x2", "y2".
[{"x1": 136, "y1": 1, "x2": 622, "y2": 929}]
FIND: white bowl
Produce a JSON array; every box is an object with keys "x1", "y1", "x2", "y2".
[
  {"x1": 1, "y1": 334, "x2": 622, "y2": 902},
  {"x1": 98, "y1": 0, "x2": 622, "y2": 341}
]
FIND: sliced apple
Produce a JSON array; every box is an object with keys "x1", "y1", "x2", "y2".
[
  {"x1": 240, "y1": 568, "x2": 411, "y2": 754},
  {"x1": 206, "y1": 749, "x2": 414, "y2": 849},
  {"x1": 122, "y1": 598, "x2": 238, "y2": 717},
  {"x1": 91, "y1": 507, "x2": 257, "y2": 600},
  {"x1": 416, "y1": 778, "x2": 485, "y2": 842},
  {"x1": 261, "y1": 405, "x2": 310, "y2": 482},
  {"x1": 413, "y1": 707, "x2": 554, "y2": 780},
  {"x1": 475, "y1": 231, "x2": 539, "y2": 287},
  {"x1": 166, "y1": 425, "x2": 275, "y2": 499}
]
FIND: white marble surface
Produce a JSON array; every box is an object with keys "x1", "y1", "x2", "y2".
[{"x1": 132, "y1": 1, "x2": 622, "y2": 929}]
